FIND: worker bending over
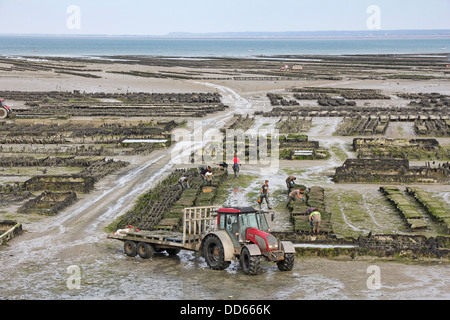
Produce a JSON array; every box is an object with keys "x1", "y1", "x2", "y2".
[
  {"x1": 286, "y1": 189, "x2": 305, "y2": 208},
  {"x1": 308, "y1": 208, "x2": 321, "y2": 234},
  {"x1": 286, "y1": 176, "x2": 297, "y2": 194},
  {"x1": 178, "y1": 177, "x2": 190, "y2": 190}
]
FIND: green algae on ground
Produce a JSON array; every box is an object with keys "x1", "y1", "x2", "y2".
[{"x1": 325, "y1": 188, "x2": 406, "y2": 238}]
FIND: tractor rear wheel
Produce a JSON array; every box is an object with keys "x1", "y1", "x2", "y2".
[
  {"x1": 277, "y1": 253, "x2": 294, "y2": 271},
  {"x1": 240, "y1": 246, "x2": 261, "y2": 275},
  {"x1": 0, "y1": 107, "x2": 8, "y2": 119},
  {"x1": 203, "y1": 236, "x2": 231, "y2": 270}
]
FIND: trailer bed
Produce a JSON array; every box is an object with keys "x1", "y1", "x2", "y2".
[
  {"x1": 108, "y1": 230, "x2": 198, "y2": 243},
  {"x1": 108, "y1": 229, "x2": 203, "y2": 251},
  {"x1": 108, "y1": 206, "x2": 219, "y2": 253}
]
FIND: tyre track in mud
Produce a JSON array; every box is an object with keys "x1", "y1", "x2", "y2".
[{"x1": 0, "y1": 82, "x2": 252, "y2": 287}]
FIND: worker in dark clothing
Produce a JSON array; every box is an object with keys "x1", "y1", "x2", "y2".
[
  {"x1": 199, "y1": 166, "x2": 208, "y2": 182},
  {"x1": 218, "y1": 162, "x2": 228, "y2": 171},
  {"x1": 286, "y1": 176, "x2": 297, "y2": 194},
  {"x1": 286, "y1": 189, "x2": 306, "y2": 208},
  {"x1": 260, "y1": 180, "x2": 272, "y2": 210}
]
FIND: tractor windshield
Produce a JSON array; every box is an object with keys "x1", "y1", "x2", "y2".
[
  {"x1": 257, "y1": 213, "x2": 269, "y2": 231},
  {"x1": 239, "y1": 212, "x2": 269, "y2": 239}
]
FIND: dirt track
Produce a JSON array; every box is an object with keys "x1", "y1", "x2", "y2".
[{"x1": 1, "y1": 79, "x2": 449, "y2": 300}]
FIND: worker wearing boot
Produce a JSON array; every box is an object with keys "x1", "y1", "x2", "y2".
[
  {"x1": 260, "y1": 180, "x2": 272, "y2": 210},
  {"x1": 205, "y1": 169, "x2": 214, "y2": 186},
  {"x1": 286, "y1": 189, "x2": 305, "y2": 208},
  {"x1": 309, "y1": 209, "x2": 321, "y2": 234},
  {"x1": 232, "y1": 154, "x2": 241, "y2": 177},
  {"x1": 285, "y1": 176, "x2": 297, "y2": 194}
]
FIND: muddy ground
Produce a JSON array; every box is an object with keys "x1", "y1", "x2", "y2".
[{"x1": 0, "y1": 54, "x2": 449, "y2": 300}]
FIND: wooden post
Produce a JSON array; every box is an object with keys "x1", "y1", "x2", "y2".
[{"x1": 0, "y1": 223, "x2": 22, "y2": 245}]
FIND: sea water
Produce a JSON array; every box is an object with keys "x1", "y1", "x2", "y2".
[{"x1": 0, "y1": 36, "x2": 449, "y2": 58}]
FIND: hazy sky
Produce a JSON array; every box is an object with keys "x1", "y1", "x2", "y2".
[{"x1": 0, "y1": 0, "x2": 449, "y2": 35}]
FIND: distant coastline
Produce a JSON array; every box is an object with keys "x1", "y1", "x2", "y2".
[{"x1": 1, "y1": 29, "x2": 450, "y2": 39}]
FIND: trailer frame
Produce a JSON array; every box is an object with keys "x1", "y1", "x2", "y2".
[
  {"x1": 107, "y1": 206, "x2": 220, "y2": 253},
  {"x1": 108, "y1": 205, "x2": 295, "y2": 275}
]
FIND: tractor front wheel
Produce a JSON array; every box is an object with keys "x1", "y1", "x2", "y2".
[
  {"x1": 203, "y1": 236, "x2": 231, "y2": 270},
  {"x1": 277, "y1": 253, "x2": 294, "y2": 271},
  {"x1": 240, "y1": 246, "x2": 261, "y2": 275}
]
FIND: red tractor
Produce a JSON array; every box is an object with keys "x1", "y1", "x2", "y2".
[
  {"x1": 108, "y1": 206, "x2": 295, "y2": 275},
  {"x1": 0, "y1": 99, "x2": 12, "y2": 119},
  {"x1": 201, "y1": 207, "x2": 295, "y2": 275}
]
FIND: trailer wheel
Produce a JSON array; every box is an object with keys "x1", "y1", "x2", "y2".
[
  {"x1": 124, "y1": 240, "x2": 137, "y2": 257},
  {"x1": 137, "y1": 242, "x2": 154, "y2": 259},
  {"x1": 166, "y1": 248, "x2": 181, "y2": 256},
  {"x1": 240, "y1": 246, "x2": 261, "y2": 275},
  {"x1": 203, "y1": 235, "x2": 231, "y2": 270},
  {"x1": 277, "y1": 253, "x2": 294, "y2": 271}
]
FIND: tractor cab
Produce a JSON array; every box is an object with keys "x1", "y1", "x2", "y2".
[
  {"x1": 215, "y1": 207, "x2": 272, "y2": 247},
  {"x1": 203, "y1": 206, "x2": 295, "y2": 274}
]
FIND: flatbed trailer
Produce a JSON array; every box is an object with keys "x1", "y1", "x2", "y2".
[
  {"x1": 107, "y1": 206, "x2": 220, "y2": 256},
  {"x1": 108, "y1": 205, "x2": 295, "y2": 275}
]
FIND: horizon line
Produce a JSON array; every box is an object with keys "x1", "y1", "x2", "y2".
[{"x1": 1, "y1": 29, "x2": 450, "y2": 39}]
